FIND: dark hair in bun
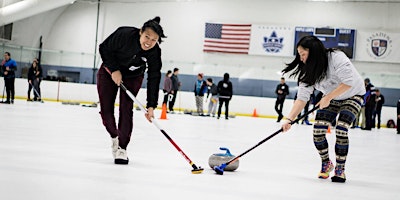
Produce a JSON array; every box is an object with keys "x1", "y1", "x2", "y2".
[
  {"x1": 142, "y1": 16, "x2": 166, "y2": 44},
  {"x1": 153, "y1": 16, "x2": 160, "y2": 24}
]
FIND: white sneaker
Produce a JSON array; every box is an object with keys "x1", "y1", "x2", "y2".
[
  {"x1": 114, "y1": 147, "x2": 129, "y2": 164},
  {"x1": 111, "y1": 137, "x2": 119, "y2": 158}
]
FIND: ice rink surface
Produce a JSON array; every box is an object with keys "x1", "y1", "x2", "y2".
[{"x1": 1, "y1": 100, "x2": 399, "y2": 200}]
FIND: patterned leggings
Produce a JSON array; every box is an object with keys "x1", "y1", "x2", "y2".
[{"x1": 313, "y1": 95, "x2": 363, "y2": 170}]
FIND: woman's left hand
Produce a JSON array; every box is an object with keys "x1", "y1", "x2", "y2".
[{"x1": 282, "y1": 120, "x2": 292, "y2": 132}]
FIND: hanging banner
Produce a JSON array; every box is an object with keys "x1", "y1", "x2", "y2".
[
  {"x1": 248, "y1": 25, "x2": 294, "y2": 57},
  {"x1": 356, "y1": 31, "x2": 400, "y2": 63}
]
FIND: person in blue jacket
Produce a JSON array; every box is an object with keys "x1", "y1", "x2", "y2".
[
  {"x1": 1, "y1": 52, "x2": 17, "y2": 104},
  {"x1": 194, "y1": 73, "x2": 207, "y2": 116}
]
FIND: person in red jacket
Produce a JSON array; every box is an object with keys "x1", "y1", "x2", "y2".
[{"x1": 97, "y1": 16, "x2": 166, "y2": 164}]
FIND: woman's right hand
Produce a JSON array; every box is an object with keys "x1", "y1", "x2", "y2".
[{"x1": 111, "y1": 70, "x2": 122, "y2": 86}]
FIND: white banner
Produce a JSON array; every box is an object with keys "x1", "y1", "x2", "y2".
[
  {"x1": 356, "y1": 31, "x2": 400, "y2": 63},
  {"x1": 248, "y1": 25, "x2": 294, "y2": 57}
]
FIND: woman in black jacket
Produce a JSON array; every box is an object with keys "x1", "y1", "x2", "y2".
[
  {"x1": 97, "y1": 16, "x2": 166, "y2": 164},
  {"x1": 27, "y1": 58, "x2": 42, "y2": 101}
]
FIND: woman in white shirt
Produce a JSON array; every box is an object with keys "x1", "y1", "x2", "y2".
[{"x1": 281, "y1": 36, "x2": 365, "y2": 183}]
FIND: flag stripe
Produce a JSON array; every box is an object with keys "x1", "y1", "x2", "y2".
[
  {"x1": 203, "y1": 49, "x2": 249, "y2": 54},
  {"x1": 204, "y1": 23, "x2": 251, "y2": 54},
  {"x1": 204, "y1": 39, "x2": 250, "y2": 44}
]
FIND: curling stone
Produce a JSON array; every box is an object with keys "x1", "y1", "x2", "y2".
[{"x1": 208, "y1": 147, "x2": 239, "y2": 171}]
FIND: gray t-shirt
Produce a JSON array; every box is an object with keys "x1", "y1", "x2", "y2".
[{"x1": 297, "y1": 51, "x2": 366, "y2": 102}]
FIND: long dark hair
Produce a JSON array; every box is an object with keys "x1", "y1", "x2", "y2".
[
  {"x1": 282, "y1": 36, "x2": 331, "y2": 86},
  {"x1": 141, "y1": 16, "x2": 167, "y2": 44}
]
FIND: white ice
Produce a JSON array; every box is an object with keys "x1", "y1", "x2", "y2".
[{"x1": 0, "y1": 100, "x2": 399, "y2": 200}]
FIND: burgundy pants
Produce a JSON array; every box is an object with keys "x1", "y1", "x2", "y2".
[{"x1": 97, "y1": 66, "x2": 143, "y2": 149}]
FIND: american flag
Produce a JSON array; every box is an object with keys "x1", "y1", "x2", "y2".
[{"x1": 203, "y1": 23, "x2": 252, "y2": 54}]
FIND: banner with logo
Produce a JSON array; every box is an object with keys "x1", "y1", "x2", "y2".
[
  {"x1": 248, "y1": 25, "x2": 294, "y2": 57},
  {"x1": 356, "y1": 31, "x2": 400, "y2": 63}
]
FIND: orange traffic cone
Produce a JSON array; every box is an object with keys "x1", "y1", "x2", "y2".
[
  {"x1": 159, "y1": 103, "x2": 168, "y2": 120},
  {"x1": 252, "y1": 108, "x2": 258, "y2": 117},
  {"x1": 327, "y1": 125, "x2": 331, "y2": 134}
]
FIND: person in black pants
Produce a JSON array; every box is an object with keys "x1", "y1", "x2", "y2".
[
  {"x1": 169, "y1": 67, "x2": 181, "y2": 113},
  {"x1": 371, "y1": 89, "x2": 385, "y2": 129},
  {"x1": 217, "y1": 73, "x2": 233, "y2": 120},
  {"x1": 27, "y1": 58, "x2": 42, "y2": 101},
  {"x1": 1, "y1": 52, "x2": 17, "y2": 104},
  {"x1": 162, "y1": 70, "x2": 172, "y2": 107},
  {"x1": 397, "y1": 98, "x2": 400, "y2": 134},
  {"x1": 275, "y1": 77, "x2": 289, "y2": 122},
  {"x1": 363, "y1": 78, "x2": 375, "y2": 130}
]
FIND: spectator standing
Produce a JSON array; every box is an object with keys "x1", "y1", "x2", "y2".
[
  {"x1": 194, "y1": 73, "x2": 207, "y2": 116},
  {"x1": 275, "y1": 77, "x2": 290, "y2": 122},
  {"x1": 363, "y1": 78, "x2": 375, "y2": 130},
  {"x1": 397, "y1": 98, "x2": 400, "y2": 134},
  {"x1": 217, "y1": 73, "x2": 233, "y2": 120},
  {"x1": 205, "y1": 77, "x2": 218, "y2": 117},
  {"x1": 162, "y1": 70, "x2": 173, "y2": 107},
  {"x1": 169, "y1": 67, "x2": 181, "y2": 113},
  {"x1": 371, "y1": 89, "x2": 385, "y2": 129},
  {"x1": 1, "y1": 52, "x2": 17, "y2": 104},
  {"x1": 27, "y1": 58, "x2": 42, "y2": 101}
]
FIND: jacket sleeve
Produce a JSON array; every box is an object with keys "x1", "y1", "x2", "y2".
[
  {"x1": 9, "y1": 60, "x2": 17, "y2": 70},
  {"x1": 165, "y1": 79, "x2": 172, "y2": 92},
  {"x1": 145, "y1": 48, "x2": 162, "y2": 109},
  {"x1": 202, "y1": 81, "x2": 208, "y2": 95},
  {"x1": 297, "y1": 82, "x2": 314, "y2": 102},
  {"x1": 284, "y1": 84, "x2": 289, "y2": 95},
  {"x1": 229, "y1": 82, "x2": 233, "y2": 98},
  {"x1": 99, "y1": 28, "x2": 125, "y2": 73},
  {"x1": 206, "y1": 86, "x2": 211, "y2": 98}
]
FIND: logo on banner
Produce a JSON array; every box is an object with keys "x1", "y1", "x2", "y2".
[
  {"x1": 263, "y1": 31, "x2": 283, "y2": 53},
  {"x1": 366, "y1": 32, "x2": 392, "y2": 60},
  {"x1": 371, "y1": 39, "x2": 387, "y2": 57}
]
